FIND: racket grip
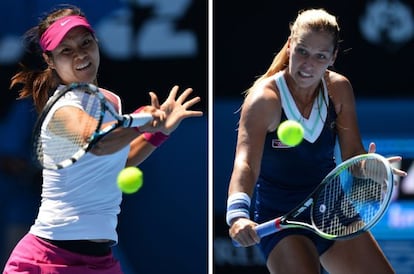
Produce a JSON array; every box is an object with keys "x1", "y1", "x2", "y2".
[
  {"x1": 256, "y1": 218, "x2": 280, "y2": 238},
  {"x1": 232, "y1": 239, "x2": 242, "y2": 247},
  {"x1": 123, "y1": 113, "x2": 153, "y2": 128},
  {"x1": 232, "y1": 218, "x2": 280, "y2": 247}
]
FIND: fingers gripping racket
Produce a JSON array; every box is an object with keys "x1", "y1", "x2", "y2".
[
  {"x1": 32, "y1": 82, "x2": 153, "y2": 170},
  {"x1": 234, "y1": 153, "x2": 394, "y2": 246}
]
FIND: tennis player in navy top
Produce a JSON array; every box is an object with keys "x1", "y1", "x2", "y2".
[{"x1": 226, "y1": 8, "x2": 406, "y2": 274}]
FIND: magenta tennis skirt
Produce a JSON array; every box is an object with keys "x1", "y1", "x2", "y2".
[{"x1": 3, "y1": 233, "x2": 123, "y2": 274}]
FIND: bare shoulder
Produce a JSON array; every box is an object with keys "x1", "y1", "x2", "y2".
[
  {"x1": 325, "y1": 70, "x2": 353, "y2": 91},
  {"x1": 244, "y1": 78, "x2": 279, "y2": 108},
  {"x1": 242, "y1": 77, "x2": 281, "y2": 131},
  {"x1": 325, "y1": 70, "x2": 356, "y2": 104}
]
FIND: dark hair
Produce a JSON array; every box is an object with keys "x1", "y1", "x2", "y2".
[{"x1": 10, "y1": 5, "x2": 86, "y2": 113}]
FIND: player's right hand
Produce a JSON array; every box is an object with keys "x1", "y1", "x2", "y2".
[{"x1": 229, "y1": 218, "x2": 260, "y2": 247}]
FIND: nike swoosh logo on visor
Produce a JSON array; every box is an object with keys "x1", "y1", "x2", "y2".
[{"x1": 60, "y1": 19, "x2": 71, "y2": 26}]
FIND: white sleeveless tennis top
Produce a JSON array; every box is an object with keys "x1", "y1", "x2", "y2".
[{"x1": 30, "y1": 87, "x2": 128, "y2": 244}]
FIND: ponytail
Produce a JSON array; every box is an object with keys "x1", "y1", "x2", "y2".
[{"x1": 244, "y1": 40, "x2": 289, "y2": 96}]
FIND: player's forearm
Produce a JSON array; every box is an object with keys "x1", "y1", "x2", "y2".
[
  {"x1": 126, "y1": 135, "x2": 157, "y2": 166},
  {"x1": 90, "y1": 128, "x2": 138, "y2": 155}
]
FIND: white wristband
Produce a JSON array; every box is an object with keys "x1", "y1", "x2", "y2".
[{"x1": 226, "y1": 192, "x2": 251, "y2": 226}]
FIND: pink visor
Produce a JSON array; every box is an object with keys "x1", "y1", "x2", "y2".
[{"x1": 39, "y1": 15, "x2": 94, "y2": 52}]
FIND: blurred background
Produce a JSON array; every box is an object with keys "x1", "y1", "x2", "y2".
[
  {"x1": 2, "y1": 0, "x2": 414, "y2": 273},
  {"x1": 0, "y1": 0, "x2": 207, "y2": 273},
  {"x1": 213, "y1": 0, "x2": 414, "y2": 273}
]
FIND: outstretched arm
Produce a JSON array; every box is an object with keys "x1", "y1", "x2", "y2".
[
  {"x1": 148, "y1": 85, "x2": 203, "y2": 135},
  {"x1": 126, "y1": 85, "x2": 203, "y2": 166}
]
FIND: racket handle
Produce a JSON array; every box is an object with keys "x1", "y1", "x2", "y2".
[
  {"x1": 256, "y1": 218, "x2": 280, "y2": 238},
  {"x1": 232, "y1": 218, "x2": 280, "y2": 247},
  {"x1": 122, "y1": 113, "x2": 153, "y2": 128}
]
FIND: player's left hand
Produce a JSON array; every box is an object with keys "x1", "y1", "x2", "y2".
[
  {"x1": 368, "y1": 142, "x2": 407, "y2": 178},
  {"x1": 148, "y1": 85, "x2": 203, "y2": 135}
]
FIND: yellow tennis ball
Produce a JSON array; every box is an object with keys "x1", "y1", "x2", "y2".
[
  {"x1": 277, "y1": 120, "x2": 304, "y2": 147},
  {"x1": 117, "y1": 166, "x2": 143, "y2": 194}
]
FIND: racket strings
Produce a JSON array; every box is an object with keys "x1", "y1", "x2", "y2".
[
  {"x1": 313, "y1": 160, "x2": 390, "y2": 237},
  {"x1": 38, "y1": 90, "x2": 102, "y2": 168}
]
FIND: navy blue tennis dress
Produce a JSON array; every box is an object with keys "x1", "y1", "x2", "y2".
[{"x1": 254, "y1": 72, "x2": 338, "y2": 260}]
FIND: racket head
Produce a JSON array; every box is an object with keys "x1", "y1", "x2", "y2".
[
  {"x1": 32, "y1": 83, "x2": 104, "y2": 170},
  {"x1": 310, "y1": 153, "x2": 394, "y2": 239}
]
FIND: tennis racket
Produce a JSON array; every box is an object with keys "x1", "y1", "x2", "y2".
[
  {"x1": 32, "y1": 82, "x2": 153, "y2": 170},
  {"x1": 234, "y1": 153, "x2": 394, "y2": 246}
]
